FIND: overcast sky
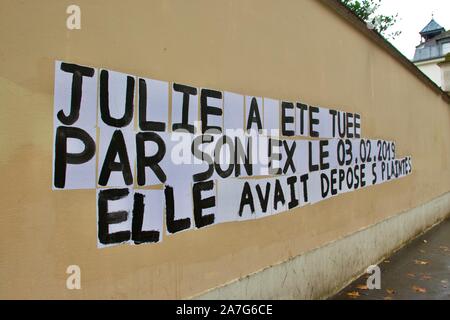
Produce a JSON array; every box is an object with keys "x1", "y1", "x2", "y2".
[{"x1": 377, "y1": 0, "x2": 450, "y2": 59}]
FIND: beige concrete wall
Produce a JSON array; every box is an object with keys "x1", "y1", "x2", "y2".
[{"x1": 0, "y1": 0, "x2": 449, "y2": 299}]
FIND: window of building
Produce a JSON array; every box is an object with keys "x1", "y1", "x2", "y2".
[{"x1": 443, "y1": 42, "x2": 450, "y2": 55}]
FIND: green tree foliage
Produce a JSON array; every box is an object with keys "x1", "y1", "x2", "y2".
[{"x1": 341, "y1": 0, "x2": 401, "y2": 39}]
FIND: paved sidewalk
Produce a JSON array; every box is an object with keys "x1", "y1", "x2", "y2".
[{"x1": 332, "y1": 219, "x2": 450, "y2": 300}]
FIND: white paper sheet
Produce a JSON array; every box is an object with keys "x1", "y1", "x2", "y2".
[
  {"x1": 281, "y1": 102, "x2": 296, "y2": 136},
  {"x1": 52, "y1": 126, "x2": 97, "y2": 190},
  {"x1": 281, "y1": 140, "x2": 297, "y2": 175},
  {"x1": 317, "y1": 107, "x2": 333, "y2": 138},
  {"x1": 135, "y1": 189, "x2": 164, "y2": 243},
  {"x1": 298, "y1": 173, "x2": 310, "y2": 207},
  {"x1": 294, "y1": 140, "x2": 309, "y2": 176},
  {"x1": 193, "y1": 180, "x2": 217, "y2": 229},
  {"x1": 165, "y1": 132, "x2": 196, "y2": 185},
  {"x1": 97, "y1": 188, "x2": 133, "y2": 248},
  {"x1": 233, "y1": 132, "x2": 257, "y2": 178},
  {"x1": 296, "y1": 103, "x2": 309, "y2": 137},
  {"x1": 201, "y1": 88, "x2": 223, "y2": 133},
  {"x1": 263, "y1": 98, "x2": 280, "y2": 137},
  {"x1": 223, "y1": 92, "x2": 244, "y2": 132},
  {"x1": 98, "y1": 69, "x2": 136, "y2": 130},
  {"x1": 138, "y1": 77, "x2": 169, "y2": 131},
  {"x1": 172, "y1": 84, "x2": 199, "y2": 133},
  {"x1": 165, "y1": 181, "x2": 193, "y2": 235},
  {"x1": 267, "y1": 138, "x2": 283, "y2": 176},
  {"x1": 251, "y1": 178, "x2": 274, "y2": 218},
  {"x1": 272, "y1": 177, "x2": 288, "y2": 215},
  {"x1": 97, "y1": 127, "x2": 136, "y2": 187},
  {"x1": 190, "y1": 133, "x2": 220, "y2": 181},
  {"x1": 308, "y1": 170, "x2": 324, "y2": 205},
  {"x1": 245, "y1": 96, "x2": 263, "y2": 133},
  {"x1": 54, "y1": 61, "x2": 97, "y2": 130},
  {"x1": 138, "y1": 132, "x2": 170, "y2": 186},
  {"x1": 255, "y1": 134, "x2": 270, "y2": 176},
  {"x1": 217, "y1": 179, "x2": 255, "y2": 223},
  {"x1": 327, "y1": 139, "x2": 339, "y2": 169},
  {"x1": 308, "y1": 140, "x2": 320, "y2": 173}
]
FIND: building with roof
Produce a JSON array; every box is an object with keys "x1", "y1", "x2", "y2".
[{"x1": 413, "y1": 18, "x2": 450, "y2": 88}]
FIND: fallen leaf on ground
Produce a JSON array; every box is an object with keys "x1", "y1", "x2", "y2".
[
  {"x1": 407, "y1": 273, "x2": 416, "y2": 278},
  {"x1": 439, "y1": 246, "x2": 449, "y2": 252},
  {"x1": 419, "y1": 249, "x2": 426, "y2": 254},
  {"x1": 386, "y1": 289, "x2": 396, "y2": 295},
  {"x1": 423, "y1": 240, "x2": 428, "y2": 243},
  {"x1": 347, "y1": 291, "x2": 360, "y2": 298},
  {"x1": 412, "y1": 285, "x2": 427, "y2": 293},
  {"x1": 441, "y1": 280, "x2": 448, "y2": 284},
  {"x1": 356, "y1": 284, "x2": 368, "y2": 290},
  {"x1": 414, "y1": 259, "x2": 429, "y2": 265},
  {"x1": 421, "y1": 275, "x2": 432, "y2": 280},
  {"x1": 384, "y1": 260, "x2": 391, "y2": 263}
]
